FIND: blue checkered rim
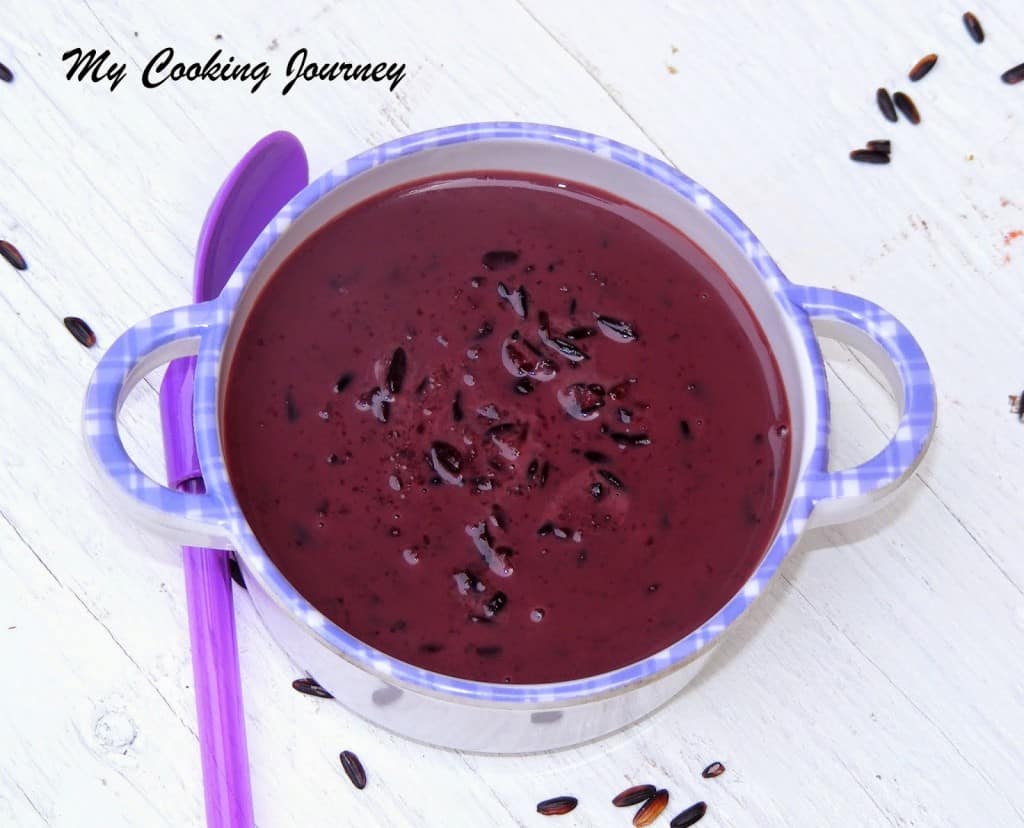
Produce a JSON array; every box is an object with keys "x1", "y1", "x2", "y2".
[{"x1": 83, "y1": 123, "x2": 936, "y2": 704}]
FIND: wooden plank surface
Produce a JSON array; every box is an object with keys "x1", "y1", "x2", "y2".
[{"x1": 1, "y1": 1, "x2": 1022, "y2": 825}]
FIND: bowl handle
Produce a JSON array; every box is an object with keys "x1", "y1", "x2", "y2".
[
  {"x1": 82, "y1": 302, "x2": 232, "y2": 547},
  {"x1": 789, "y1": 286, "x2": 937, "y2": 528}
]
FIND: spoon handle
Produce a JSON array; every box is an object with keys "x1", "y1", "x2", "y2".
[
  {"x1": 180, "y1": 493, "x2": 255, "y2": 827},
  {"x1": 162, "y1": 132, "x2": 308, "y2": 827}
]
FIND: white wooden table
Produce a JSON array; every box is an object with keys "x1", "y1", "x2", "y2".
[{"x1": 2, "y1": 1, "x2": 1023, "y2": 825}]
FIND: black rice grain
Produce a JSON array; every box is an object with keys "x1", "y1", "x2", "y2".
[
  {"x1": 670, "y1": 801, "x2": 708, "y2": 827},
  {"x1": 64, "y1": 316, "x2": 96, "y2": 348},
  {"x1": 963, "y1": 12, "x2": 984, "y2": 44},
  {"x1": 598, "y1": 469, "x2": 624, "y2": 490},
  {"x1": 430, "y1": 441, "x2": 464, "y2": 484},
  {"x1": 893, "y1": 91, "x2": 921, "y2": 124},
  {"x1": 485, "y1": 591, "x2": 508, "y2": 616},
  {"x1": 876, "y1": 87, "x2": 898, "y2": 122},
  {"x1": 227, "y1": 556, "x2": 246, "y2": 590},
  {"x1": 849, "y1": 149, "x2": 891, "y2": 164},
  {"x1": 513, "y1": 285, "x2": 529, "y2": 319},
  {"x1": 612, "y1": 784, "x2": 656, "y2": 807},
  {"x1": 482, "y1": 250, "x2": 520, "y2": 270},
  {"x1": 908, "y1": 53, "x2": 938, "y2": 81},
  {"x1": 549, "y1": 336, "x2": 588, "y2": 361},
  {"x1": 0, "y1": 240, "x2": 26, "y2": 270},
  {"x1": 537, "y1": 796, "x2": 578, "y2": 816},
  {"x1": 385, "y1": 347, "x2": 407, "y2": 394},
  {"x1": 334, "y1": 372, "x2": 354, "y2": 393},
  {"x1": 702, "y1": 761, "x2": 726, "y2": 778},
  {"x1": 610, "y1": 432, "x2": 652, "y2": 447},
  {"x1": 292, "y1": 677, "x2": 333, "y2": 699},
  {"x1": 1002, "y1": 62, "x2": 1024, "y2": 85},
  {"x1": 594, "y1": 313, "x2": 638, "y2": 343},
  {"x1": 514, "y1": 377, "x2": 534, "y2": 395},
  {"x1": 633, "y1": 789, "x2": 669, "y2": 827},
  {"x1": 338, "y1": 750, "x2": 367, "y2": 789}
]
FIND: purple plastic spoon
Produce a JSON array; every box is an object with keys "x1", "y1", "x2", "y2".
[{"x1": 160, "y1": 132, "x2": 308, "y2": 828}]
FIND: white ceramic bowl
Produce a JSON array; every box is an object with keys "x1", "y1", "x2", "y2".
[{"x1": 83, "y1": 123, "x2": 936, "y2": 753}]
